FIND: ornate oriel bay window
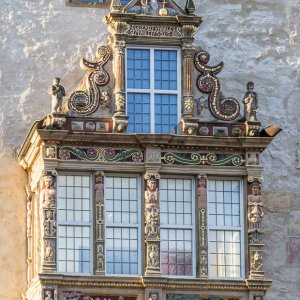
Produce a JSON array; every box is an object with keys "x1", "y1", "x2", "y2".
[{"x1": 19, "y1": 1, "x2": 281, "y2": 300}]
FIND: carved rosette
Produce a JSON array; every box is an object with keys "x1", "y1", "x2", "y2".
[
  {"x1": 95, "y1": 171, "x2": 105, "y2": 274},
  {"x1": 144, "y1": 172, "x2": 161, "y2": 276},
  {"x1": 197, "y1": 175, "x2": 208, "y2": 277},
  {"x1": 40, "y1": 171, "x2": 57, "y2": 272},
  {"x1": 194, "y1": 50, "x2": 240, "y2": 121},
  {"x1": 247, "y1": 176, "x2": 265, "y2": 279}
]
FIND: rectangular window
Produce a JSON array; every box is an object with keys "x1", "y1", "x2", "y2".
[
  {"x1": 126, "y1": 47, "x2": 180, "y2": 134},
  {"x1": 57, "y1": 175, "x2": 92, "y2": 274},
  {"x1": 207, "y1": 179, "x2": 244, "y2": 278},
  {"x1": 105, "y1": 176, "x2": 141, "y2": 275},
  {"x1": 160, "y1": 178, "x2": 195, "y2": 276}
]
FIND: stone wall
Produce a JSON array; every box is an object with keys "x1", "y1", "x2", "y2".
[{"x1": 0, "y1": 0, "x2": 299, "y2": 299}]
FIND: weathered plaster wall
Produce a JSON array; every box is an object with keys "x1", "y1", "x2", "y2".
[{"x1": 0, "y1": 0, "x2": 299, "y2": 299}]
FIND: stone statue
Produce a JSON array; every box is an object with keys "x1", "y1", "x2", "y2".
[
  {"x1": 243, "y1": 81, "x2": 258, "y2": 121},
  {"x1": 40, "y1": 176, "x2": 56, "y2": 208},
  {"x1": 145, "y1": 178, "x2": 159, "y2": 204},
  {"x1": 49, "y1": 77, "x2": 65, "y2": 113},
  {"x1": 251, "y1": 251, "x2": 263, "y2": 271},
  {"x1": 44, "y1": 290, "x2": 54, "y2": 300},
  {"x1": 95, "y1": 174, "x2": 104, "y2": 204}
]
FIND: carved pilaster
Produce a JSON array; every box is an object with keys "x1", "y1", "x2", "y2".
[
  {"x1": 197, "y1": 174, "x2": 208, "y2": 277},
  {"x1": 144, "y1": 172, "x2": 161, "y2": 276},
  {"x1": 113, "y1": 40, "x2": 126, "y2": 115},
  {"x1": 95, "y1": 171, "x2": 105, "y2": 275},
  {"x1": 182, "y1": 45, "x2": 195, "y2": 117},
  {"x1": 247, "y1": 175, "x2": 265, "y2": 280},
  {"x1": 26, "y1": 185, "x2": 33, "y2": 285},
  {"x1": 40, "y1": 171, "x2": 57, "y2": 273}
]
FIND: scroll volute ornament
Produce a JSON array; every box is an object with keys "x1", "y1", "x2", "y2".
[
  {"x1": 194, "y1": 50, "x2": 240, "y2": 121},
  {"x1": 69, "y1": 45, "x2": 111, "y2": 115}
]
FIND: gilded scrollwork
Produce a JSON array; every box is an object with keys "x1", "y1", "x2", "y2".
[
  {"x1": 194, "y1": 50, "x2": 240, "y2": 121},
  {"x1": 69, "y1": 45, "x2": 111, "y2": 115}
]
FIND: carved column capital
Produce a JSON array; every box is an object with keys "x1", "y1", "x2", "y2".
[
  {"x1": 113, "y1": 40, "x2": 126, "y2": 55},
  {"x1": 182, "y1": 44, "x2": 195, "y2": 58}
]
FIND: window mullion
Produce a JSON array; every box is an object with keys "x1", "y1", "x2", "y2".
[{"x1": 150, "y1": 48, "x2": 155, "y2": 133}]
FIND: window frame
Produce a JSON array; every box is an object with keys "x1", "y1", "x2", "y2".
[
  {"x1": 159, "y1": 175, "x2": 196, "y2": 278},
  {"x1": 104, "y1": 174, "x2": 142, "y2": 277},
  {"x1": 207, "y1": 178, "x2": 245, "y2": 280},
  {"x1": 125, "y1": 45, "x2": 182, "y2": 134},
  {"x1": 56, "y1": 173, "x2": 94, "y2": 275}
]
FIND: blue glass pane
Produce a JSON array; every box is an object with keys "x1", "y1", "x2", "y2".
[
  {"x1": 154, "y1": 50, "x2": 177, "y2": 90},
  {"x1": 155, "y1": 94, "x2": 177, "y2": 134},
  {"x1": 127, "y1": 93, "x2": 151, "y2": 133},
  {"x1": 127, "y1": 49, "x2": 150, "y2": 89}
]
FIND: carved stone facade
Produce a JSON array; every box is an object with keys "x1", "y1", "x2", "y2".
[{"x1": 17, "y1": 1, "x2": 281, "y2": 300}]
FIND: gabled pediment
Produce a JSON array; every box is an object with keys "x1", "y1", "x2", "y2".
[{"x1": 122, "y1": 0, "x2": 186, "y2": 16}]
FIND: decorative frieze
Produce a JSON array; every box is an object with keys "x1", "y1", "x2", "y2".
[
  {"x1": 197, "y1": 175, "x2": 208, "y2": 278},
  {"x1": 95, "y1": 171, "x2": 105, "y2": 274},
  {"x1": 162, "y1": 152, "x2": 245, "y2": 166},
  {"x1": 40, "y1": 172, "x2": 57, "y2": 272},
  {"x1": 144, "y1": 172, "x2": 161, "y2": 276},
  {"x1": 57, "y1": 147, "x2": 144, "y2": 163}
]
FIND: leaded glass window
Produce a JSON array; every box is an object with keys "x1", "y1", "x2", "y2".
[
  {"x1": 126, "y1": 47, "x2": 180, "y2": 134},
  {"x1": 207, "y1": 179, "x2": 244, "y2": 278},
  {"x1": 105, "y1": 176, "x2": 141, "y2": 275},
  {"x1": 57, "y1": 175, "x2": 92, "y2": 274},
  {"x1": 160, "y1": 178, "x2": 195, "y2": 276}
]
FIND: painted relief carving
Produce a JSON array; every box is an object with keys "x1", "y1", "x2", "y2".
[
  {"x1": 197, "y1": 175, "x2": 208, "y2": 277},
  {"x1": 144, "y1": 172, "x2": 160, "y2": 275},
  {"x1": 194, "y1": 50, "x2": 240, "y2": 121},
  {"x1": 149, "y1": 293, "x2": 159, "y2": 300},
  {"x1": 125, "y1": 0, "x2": 183, "y2": 17},
  {"x1": 69, "y1": 45, "x2": 111, "y2": 115},
  {"x1": 162, "y1": 152, "x2": 245, "y2": 166},
  {"x1": 63, "y1": 292, "x2": 82, "y2": 300},
  {"x1": 243, "y1": 82, "x2": 258, "y2": 122},
  {"x1": 95, "y1": 171, "x2": 105, "y2": 274},
  {"x1": 40, "y1": 173, "x2": 57, "y2": 271},
  {"x1": 49, "y1": 77, "x2": 65, "y2": 113},
  {"x1": 58, "y1": 147, "x2": 144, "y2": 163}
]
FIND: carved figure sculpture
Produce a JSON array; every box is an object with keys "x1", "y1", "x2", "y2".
[
  {"x1": 45, "y1": 290, "x2": 54, "y2": 300},
  {"x1": 147, "y1": 243, "x2": 159, "y2": 268},
  {"x1": 95, "y1": 174, "x2": 104, "y2": 204},
  {"x1": 145, "y1": 205, "x2": 160, "y2": 239},
  {"x1": 145, "y1": 178, "x2": 159, "y2": 204},
  {"x1": 251, "y1": 251, "x2": 263, "y2": 271},
  {"x1": 141, "y1": 0, "x2": 151, "y2": 14},
  {"x1": 243, "y1": 81, "x2": 258, "y2": 121},
  {"x1": 40, "y1": 176, "x2": 56, "y2": 208},
  {"x1": 248, "y1": 182, "x2": 264, "y2": 238},
  {"x1": 149, "y1": 293, "x2": 159, "y2": 300},
  {"x1": 49, "y1": 77, "x2": 65, "y2": 113},
  {"x1": 197, "y1": 175, "x2": 207, "y2": 208}
]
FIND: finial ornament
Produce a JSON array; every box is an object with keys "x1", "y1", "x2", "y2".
[
  {"x1": 159, "y1": 0, "x2": 168, "y2": 16},
  {"x1": 49, "y1": 77, "x2": 65, "y2": 113},
  {"x1": 185, "y1": 0, "x2": 195, "y2": 14},
  {"x1": 243, "y1": 81, "x2": 258, "y2": 121}
]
